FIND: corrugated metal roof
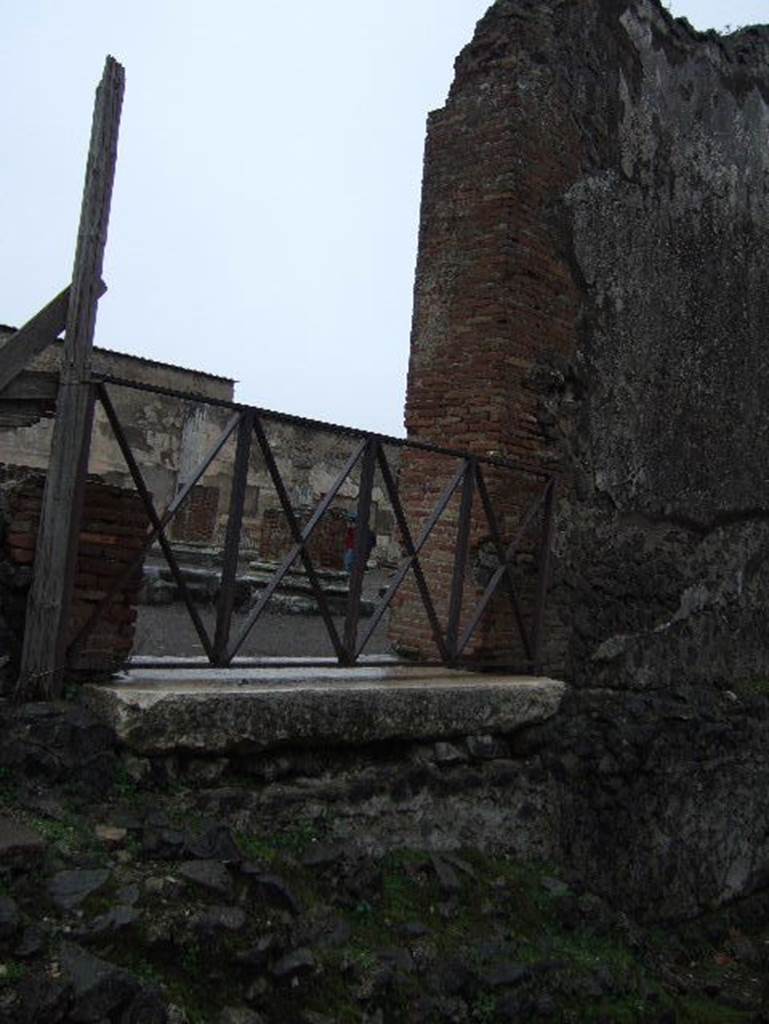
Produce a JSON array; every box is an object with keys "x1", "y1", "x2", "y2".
[{"x1": 89, "y1": 343, "x2": 235, "y2": 384}]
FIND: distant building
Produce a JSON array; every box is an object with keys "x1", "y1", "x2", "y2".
[{"x1": 0, "y1": 329, "x2": 399, "y2": 569}]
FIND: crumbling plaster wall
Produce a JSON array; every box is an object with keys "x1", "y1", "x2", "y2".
[
  {"x1": 392, "y1": 0, "x2": 769, "y2": 686},
  {"x1": 0, "y1": 336, "x2": 234, "y2": 519},
  {"x1": 0, "y1": 333, "x2": 401, "y2": 565},
  {"x1": 253, "y1": 422, "x2": 401, "y2": 567}
]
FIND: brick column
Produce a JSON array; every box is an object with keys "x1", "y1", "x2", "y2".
[
  {"x1": 2, "y1": 472, "x2": 149, "y2": 677},
  {"x1": 389, "y1": 2, "x2": 582, "y2": 665}
]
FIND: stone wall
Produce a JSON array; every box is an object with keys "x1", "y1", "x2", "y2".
[
  {"x1": 246, "y1": 425, "x2": 401, "y2": 570},
  {"x1": 0, "y1": 335, "x2": 236, "y2": 547},
  {"x1": 259, "y1": 506, "x2": 349, "y2": 571},
  {"x1": 0, "y1": 469, "x2": 149, "y2": 678},
  {"x1": 391, "y1": 0, "x2": 769, "y2": 686},
  {"x1": 0, "y1": 334, "x2": 401, "y2": 570},
  {"x1": 83, "y1": 674, "x2": 769, "y2": 925}
]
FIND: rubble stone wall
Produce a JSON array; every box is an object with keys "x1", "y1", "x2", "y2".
[
  {"x1": 391, "y1": 0, "x2": 769, "y2": 686},
  {"x1": 78, "y1": 677, "x2": 769, "y2": 925}
]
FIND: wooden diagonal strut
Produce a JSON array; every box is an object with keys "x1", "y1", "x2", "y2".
[
  {"x1": 0, "y1": 282, "x2": 107, "y2": 399},
  {"x1": 0, "y1": 288, "x2": 69, "y2": 395},
  {"x1": 18, "y1": 57, "x2": 124, "y2": 700}
]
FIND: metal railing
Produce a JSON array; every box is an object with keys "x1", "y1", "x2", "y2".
[{"x1": 68, "y1": 375, "x2": 556, "y2": 673}]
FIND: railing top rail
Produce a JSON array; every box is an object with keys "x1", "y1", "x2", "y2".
[{"x1": 91, "y1": 372, "x2": 555, "y2": 478}]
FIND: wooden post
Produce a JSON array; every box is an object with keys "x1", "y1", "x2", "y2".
[{"x1": 17, "y1": 57, "x2": 125, "y2": 700}]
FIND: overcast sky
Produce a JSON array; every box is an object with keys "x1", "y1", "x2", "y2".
[{"x1": 2, "y1": 1, "x2": 766, "y2": 435}]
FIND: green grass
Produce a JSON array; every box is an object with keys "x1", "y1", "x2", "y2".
[
  {"x1": 0, "y1": 961, "x2": 24, "y2": 986},
  {"x1": 341, "y1": 944, "x2": 378, "y2": 972},
  {"x1": 30, "y1": 812, "x2": 106, "y2": 862},
  {"x1": 237, "y1": 818, "x2": 329, "y2": 862},
  {"x1": 730, "y1": 677, "x2": 769, "y2": 699},
  {"x1": 544, "y1": 932, "x2": 636, "y2": 976},
  {"x1": 129, "y1": 956, "x2": 165, "y2": 988},
  {"x1": 470, "y1": 992, "x2": 498, "y2": 1023},
  {"x1": 380, "y1": 851, "x2": 432, "y2": 920},
  {"x1": 104, "y1": 940, "x2": 216, "y2": 1024},
  {"x1": 113, "y1": 761, "x2": 140, "y2": 801},
  {"x1": 236, "y1": 833, "x2": 278, "y2": 863},
  {"x1": 0, "y1": 768, "x2": 17, "y2": 806},
  {"x1": 676, "y1": 997, "x2": 756, "y2": 1023},
  {"x1": 76, "y1": 841, "x2": 768, "y2": 1024},
  {"x1": 179, "y1": 940, "x2": 202, "y2": 976}
]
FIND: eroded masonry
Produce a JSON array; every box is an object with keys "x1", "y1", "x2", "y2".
[
  {"x1": 0, "y1": 335, "x2": 401, "y2": 570},
  {"x1": 391, "y1": 0, "x2": 769, "y2": 686}
]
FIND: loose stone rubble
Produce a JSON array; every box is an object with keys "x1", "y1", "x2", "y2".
[{"x1": 0, "y1": 685, "x2": 768, "y2": 1021}]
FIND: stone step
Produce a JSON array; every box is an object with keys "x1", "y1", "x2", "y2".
[{"x1": 80, "y1": 666, "x2": 566, "y2": 758}]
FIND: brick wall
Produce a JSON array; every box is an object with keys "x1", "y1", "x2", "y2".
[
  {"x1": 1, "y1": 471, "x2": 149, "y2": 675},
  {"x1": 389, "y1": 0, "x2": 581, "y2": 665},
  {"x1": 259, "y1": 506, "x2": 348, "y2": 572},
  {"x1": 170, "y1": 484, "x2": 221, "y2": 545},
  {"x1": 391, "y1": 0, "x2": 769, "y2": 687}
]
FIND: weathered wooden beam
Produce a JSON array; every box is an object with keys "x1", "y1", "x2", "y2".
[
  {"x1": 0, "y1": 406, "x2": 50, "y2": 429},
  {"x1": 0, "y1": 288, "x2": 69, "y2": 394},
  {"x1": 0, "y1": 372, "x2": 59, "y2": 429},
  {"x1": 0, "y1": 371, "x2": 59, "y2": 403},
  {"x1": 18, "y1": 56, "x2": 125, "y2": 701},
  {"x1": 0, "y1": 281, "x2": 106, "y2": 399}
]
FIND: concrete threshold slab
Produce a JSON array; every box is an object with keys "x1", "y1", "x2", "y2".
[{"x1": 80, "y1": 665, "x2": 567, "y2": 757}]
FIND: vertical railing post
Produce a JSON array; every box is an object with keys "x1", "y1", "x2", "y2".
[
  {"x1": 446, "y1": 457, "x2": 476, "y2": 665},
  {"x1": 213, "y1": 409, "x2": 253, "y2": 665},
  {"x1": 17, "y1": 57, "x2": 124, "y2": 700},
  {"x1": 531, "y1": 477, "x2": 557, "y2": 674},
  {"x1": 342, "y1": 438, "x2": 377, "y2": 665}
]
